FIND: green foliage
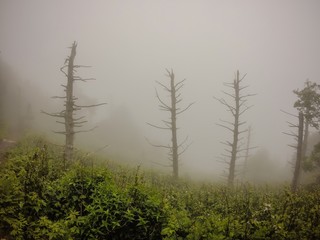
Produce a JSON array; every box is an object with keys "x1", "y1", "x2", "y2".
[
  {"x1": 1, "y1": 135, "x2": 320, "y2": 239},
  {"x1": 310, "y1": 142, "x2": 320, "y2": 167},
  {"x1": 303, "y1": 141, "x2": 320, "y2": 177},
  {"x1": 293, "y1": 80, "x2": 320, "y2": 128}
]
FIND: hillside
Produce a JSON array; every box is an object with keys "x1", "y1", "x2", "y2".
[{"x1": 1, "y1": 135, "x2": 320, "y2": 239}]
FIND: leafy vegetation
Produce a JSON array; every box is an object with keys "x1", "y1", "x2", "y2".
[{"x1": 1, "y1": 136, "x2": 320, "y2": 239}]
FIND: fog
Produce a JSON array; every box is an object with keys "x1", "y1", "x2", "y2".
[{"x1": 1, "y1": 0, "x2": 320, "y2": 181}]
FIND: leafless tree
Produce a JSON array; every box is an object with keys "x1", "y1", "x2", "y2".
[
  {"x1": 42, "y1": 42, "x2": 106, "y2": 167},
  {"x1": 282, "y1": 111, "x2": 304, "y2": 192},
  {"x1": 215, "y1": 70, "x2": 255, "y2": 187},
  {"x1": 241, "y1": 126, "x2": 258, "y2": 180},
  {"x1": 292, "y1": 113, "x2": 304, "y2": 192},
  {"x1": 147, "y1": 69, "x2": 194, "y2": 179}
]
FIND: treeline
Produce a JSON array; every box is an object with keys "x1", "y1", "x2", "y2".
[{"x1": 1, "y1": 42, "x2": 320, "y2": 187}]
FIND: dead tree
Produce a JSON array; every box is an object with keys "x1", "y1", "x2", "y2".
[
  {"x1": 241, "y1": 126, "x2": 258, "y2": 180},
  {"x1": 215, "y1": 70, "x2": 255, "y2": 187},
  {"x1": 42, "y1": 42, "x2": 106, "y2": 167},
  {"x1": 282, "y1": 111, "x2": 304, "y2": 192},
  {"x1": 292, "y1": 112, "x2": 304, "y2": 192},
  {"x1": 147, "y1": 69, "x2": 194, "y2": 179}
]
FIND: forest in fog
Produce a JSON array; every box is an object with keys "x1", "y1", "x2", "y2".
[
  {"x1": 1, "y1": 0, "x2": 320, "y2": 183},
  {"x1": 1, "y1": 40, "x2": 319, "y2": 184},
  {"x1": 1, "y1": 1, "x2": 320, "y2": 239}
]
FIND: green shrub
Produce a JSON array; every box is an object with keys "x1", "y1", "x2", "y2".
[{"x1": 1, "y1": 136, "x2": 320, "y2": 239}]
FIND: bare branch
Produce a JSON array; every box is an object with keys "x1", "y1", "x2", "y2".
[
  {"x1": 175, "y1": 78, "x2": 186, "y2": 88},
  {"x1": 283, "y1": 132, "x2": 298, "y2": 137},
  {"x1": 288, "y1": 144, "x2": 298, "y2": 149},
  {"x1": 60, "y1": 66, "x2": 68, "y2": 78},
  {"x1": 175, "y1": 83, "x2": 185, "y2": 92},
  {"x1": 219, "y1": 119, "x2": 234, "y2": 126},
  {"x1": 239, "y1": 93, "x2": 257, "y2": 99},
  {"x1": 145, "y1": 137, "x2": 171, "y2": 149},
  {"x1": 239, "y1": 105, "x2": 253, "y2": 116},
  {"x1": 286, "y1": 121, "x2": 298, "y2": 128},
  {"x1": 176, "y1": 102, "x2": 195, "y2": 115},
  {"x1": 73, "y1": 126, "x2": 98, "y2": 134},
  {"x1": 281, "y1": 109, "x2": 298, "y2": 118},
  {"x1": 73, "y1": 65, "x2": 92, "y2": 68},
  {"x1": 238, "y1": 129, "x2": 249, "y2": 135},
  {"x1": 74, "y1": 116, "x2": 86, "y2": 121},
  {"x1": 74, "y1": 77, "x2": 96, "y2": 82},
  {"x1": 216, "y1": 123, "x2": 234, "y2": 132},
  {"x1": 146, "y1": 122, "x2": 171, "y2": 130},
  {"x1": 178, "y1": 141, "x2": 192, "y2": 156},
  {"x1": 156, "y1": 89, "x2": 171, "y2": 111},
  {"x1": 52, "y1": 96, "x2": 66, "y2": 99},
  {"x1": 239, "y1": 73, "x2": 247, "y2": 82},
  {"x1": 74, "y1": 102, "x2": 107, "y2": 108},
  {"x1": 156, "y1": 81, "x2": 171, "y2": 92},
  {"x1": 222, "y1": 90, "x2": 235, "y2": 99},
  {"x1": 220, "y1": 141, "x2": 233, "y2": 146},
  {"x1": 41, "y1": 110, "x2": 65, "y2": 118}
]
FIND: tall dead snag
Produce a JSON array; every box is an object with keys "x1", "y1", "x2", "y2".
[
  {"x1": 292, "y1": 112, "x2": 304, "y2": 192},
  {"x1": 147, "y1": 69, "x2": 194, "y2": 179},
  {"x1": 282, "y1": 110, "x2": 304, "y2": 192},
  {"x1": 215, "y1": 70, "x2": 255, "y2": 187},
  {"x1": 242, "y1": 126, "x2": 258, "y2": 180},
  {"x1": 42, "y1": 42, "x2": 106, "y2": 166}
]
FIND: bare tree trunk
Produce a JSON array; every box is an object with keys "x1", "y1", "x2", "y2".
[
  {"x1": 242, "y1": 126, "x2": 252, "y2": 180},
  {"x1": 292, "y1": 112, "x2": 304, "y2": 192},
  {"x1": 302, "y1": 120, "x2": 309, "y2": 159},
  {"x1": 42, "y1": 41, "x2": 106, "y2": 169},
  {"x1": 228, "y1": 72, "x2": 240, "y2": 186},
  {"x1": 64, "y1": 42, "x2": 77, "y2": 163},
  {"x1": 215, "y1": 70, "x2": 254, "y2": 187},
  {"x1": 147, "y1": 69, "x2": 194, "y2": 180},
  {"x1": 170, "y1": 72, "x2": 179, "y2": 179}
]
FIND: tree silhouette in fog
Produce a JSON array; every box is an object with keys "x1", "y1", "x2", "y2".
[
  {"x1": 147, "y1": 69, "x2": 194, "y2": 179},
  {"x1": 42, "y1": 42, "x2": 106, "y2": 167},
  {"x1": 215, "y1": 70, "x2": 255, "y2": 187}
]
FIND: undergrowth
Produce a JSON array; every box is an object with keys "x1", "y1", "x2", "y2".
[{"x1": 1, "y1": 135, "x2": 320, "y2": 239}]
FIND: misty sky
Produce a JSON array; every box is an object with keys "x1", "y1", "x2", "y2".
[{"x1": 1, "y1": 0, "x2": 320, "y2": 178}]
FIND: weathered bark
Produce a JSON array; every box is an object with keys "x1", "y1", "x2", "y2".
[
  {"x1": 292, "y1": 112, "x2": 304, "y2": 192},
  {"x1": 228, "y1": 72, "x2": 240, "y2": 186},
  {"x1": 63, "y1": 42, "x2": 77, "y2": 163},
  {"x1": 169, "y1": 72, "x2": 179, "y2": 179}
]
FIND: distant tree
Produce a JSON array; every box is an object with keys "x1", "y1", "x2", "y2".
[
  {"x1": 147, "y1": 69, "x2": 194, "y2": 179},
  {"x1": 215, "y1": 70, "x2": 255, "y2": 187},
  {"x1": 0, "y1": 59, "x2": 6, "y2": 138},
  {"x1": 241, "y1": 125, "x2": 258, "y2": 181},
  {"x1": 293, "y1": 80, "x2": 320, "y2": 158},
  {"x1": 244, "y1": 149, "x2": 281, "y2": 183},
  {"x1": 283, "y1": 80, "x2": 320, "y2": 191},
  {"x1": 310, "y1": 141, "x2": 320, "y2": 182},
  {"x1": 42, "y1": 42, "x2": 106, "y2": 167}
]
